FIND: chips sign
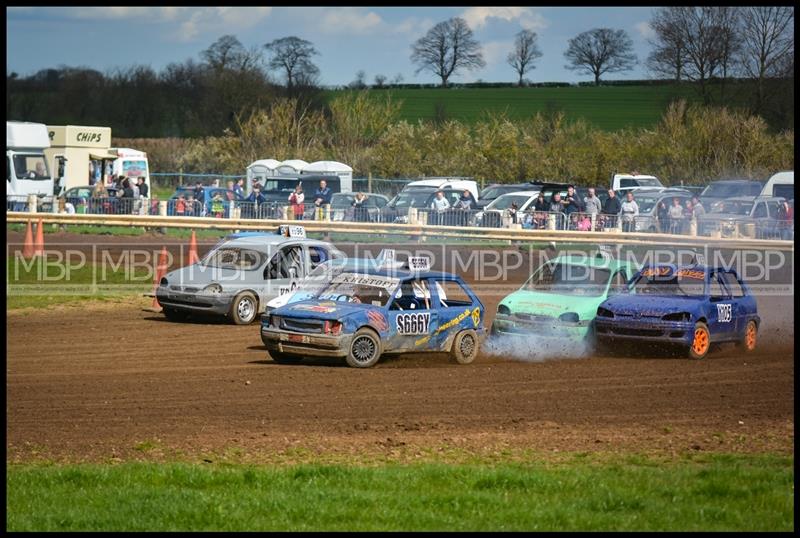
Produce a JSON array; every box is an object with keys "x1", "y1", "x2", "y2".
[{"x1": 278, "y1": 225, "x2": 306, "y2": 238}]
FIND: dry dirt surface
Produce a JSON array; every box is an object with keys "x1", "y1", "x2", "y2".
[{"x1": 6, "y1": 231, "x2": 795, "y2": 463}]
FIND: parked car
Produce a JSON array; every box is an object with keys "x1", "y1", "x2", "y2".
[
  {"x1": 699, "y1": 179, "x2": 764, "y2": 211},
  {"x1": 594, "y1": 262, "x2": 759, "y2": 359},
  {"x1": 328, "y1": 192, "x2": 389, "y2": 222},
  {"x1": 491, "y1": 249, "x2": 637, "y2": 345},
  {"x1": 473, "y1": 191, "x2": 541, "y2": 227},
  {"x1": 628, "y1": 187, "x2": 694, "y2": 233},
  {"x1": 156, "y1": 226, "x2": 345, "y2": 324},
  {"x1": 697, "y1": 196, "x2": 786, "y2": 238},
  {"x1": 476, "y1": 182, "x2": 536, "y2": 209},
  {"x1": 39, "y1": 185, "x2": 120, "y2": 214},
  {"x1": 261, "y1": 259, "x2": 486, "y2": 367},
  {"x1": 381, "y1": 178, "x2": 479, "y2": 223}
]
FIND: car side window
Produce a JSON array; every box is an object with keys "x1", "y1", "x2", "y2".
[
  {"x1": 708, "y1": 271, "x2": 728, "y2": 300},
  {"x1": 308, "y1": 246, "x2": 329, "y2": 271},
  {"x1": 720, "y1": 272, "x2": 745, "y2": 298},
  {"x1": 265, "y1": 245, "x2": 304, "y2": 280},
  {"x1": 608, "y1": 270, "x2": 627, "y2": 295},
  {"x1": 390, "y1": 279, "x2": 431, "y2": 311}
]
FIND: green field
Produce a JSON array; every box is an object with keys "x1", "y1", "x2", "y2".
[
  {"x1": 6, "y1": 454, "x2": 792, "y2": 531},
  {"x1": 326, "y1": 85, "x2": 752, "y2": 131}
]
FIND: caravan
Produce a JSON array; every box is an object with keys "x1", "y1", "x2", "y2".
[{"x1": 7, "y1": 121, "x2": 54, "y2": 207}]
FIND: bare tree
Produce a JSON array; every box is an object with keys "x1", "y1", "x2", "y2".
[
  {"x1": 349, "y1": 70, "x2": 367, "y2": 89},
  {"x1": 646, "y1": 11, "x2": 688, "y2": 82},
  {"x1": 202, "y1": 35, "x2": 263, "y2": 72},
  {"x1": 391, "y1": 73, "x2": 404, "y2": 85},
  {"x1": 739, "y1": 6, "x2": 794, "y2": 112},
  {"x1": 410, "y1": 17, "x2": 485, "y2": 87},
  {"x1": 264, "y1": 36, "x2": 320, "y2": 90},
  {"x1": 710, "y1": 7, "x2": 742, "y2": 102},
  {"x1": 507, "y1": 29, "x2": 543, "y2": 86},
  {"x1": 564, "y1": 28, "x2": 637, "y2": 85},
  {"x1": 374, "y1": 74, "x2": 387, "y2": 88}
]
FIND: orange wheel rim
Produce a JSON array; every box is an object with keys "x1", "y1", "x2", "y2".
[
  {"x1": 693, "y1": 328, "x2": 709, "y2": 355},
  {"x1": 745, "y1": 323, "x2": 757, "y2": 350}
]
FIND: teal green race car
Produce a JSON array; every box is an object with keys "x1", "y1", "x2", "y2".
[{"x1": 491, "y1": 250, "x2": 638, "y2": 343}]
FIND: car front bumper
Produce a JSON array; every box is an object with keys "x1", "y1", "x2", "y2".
[
  {"x1": 156, "y1": 287, "x2": 233, "y2": 316},
  {"x1": 261, "y1": 327, "x2": 352, "y2": 358},
  {"x1": 594, "y1": 318, "x2": 694, "y2": 345},
  {"x1": 491, "y1": 314, "x2": 591, "y2": 339}
]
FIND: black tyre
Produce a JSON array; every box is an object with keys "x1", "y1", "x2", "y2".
[
  {"x1": 269, "y1": 351, "x2": 303, "y2": 364},
  {"x1": 345, "y1": 328, "x2": 382, "y2": 368},
  {"x1": 230, "y1": 291, "x2": 258, "y2": 325},
  {"x1": 451, "y1": 329, "x2": 479, "y2": 364},
  {"x1": 688, "y1": 321, "x2": 711, "y2": 360}
]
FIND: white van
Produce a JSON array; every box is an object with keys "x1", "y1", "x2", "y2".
[
  {"x1": 760, "y1": 171, "x2": 793, "y2": 200},
  {"x1": 110, "y1": 147, "x2": 150, "y2": 192},
  {"x1": 612, "y1": 172, "x2": 665, "y2": 193},
  {"x1": 7, "y1": 121, "x2": 54, "y2": 200}
]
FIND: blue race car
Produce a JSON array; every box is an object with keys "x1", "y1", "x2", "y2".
[
  {"x1": 594, "y1": 263, "x2": 759, "y2": 359},
  {"x1": 261, "y1": 261, "x2": 486, "y2": 368}
]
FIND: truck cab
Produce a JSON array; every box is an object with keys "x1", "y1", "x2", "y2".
[{"x1": 6, "y1": 121, "x2": 54, "y2": 203}]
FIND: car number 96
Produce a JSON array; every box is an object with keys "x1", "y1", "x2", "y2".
[{"x1": 396, "y1": 313, "x2": 430, "y2": 335}]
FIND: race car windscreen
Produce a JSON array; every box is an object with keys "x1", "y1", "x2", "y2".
[
  {"x1": 316, "y1": 273, "x2": 400, "y2": 306},
  {"x1": 524, "y1": 262, "x2": 611, "y2": 296},
  {"x1": 201, "y1": 248, "x2": 265, "y2": 270},
  {"x1": 630, "y1": 268, "x2": 706, "y2": 296}
]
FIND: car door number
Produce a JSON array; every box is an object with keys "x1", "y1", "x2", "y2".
[
  {"x1": 716, "y1": 303, "x2": 732, "y2": 323},
  {"x1": 396, "y1": 313, "x2": 431, "y2": 335}
]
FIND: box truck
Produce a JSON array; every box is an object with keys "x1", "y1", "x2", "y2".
[{"x1": 7, "y1": 121, "x2": 54, "y2": 208}]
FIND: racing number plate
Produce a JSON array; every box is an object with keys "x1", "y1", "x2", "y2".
[{"x1": 396, "y1": 312, "x2": 431, "y2": 335}]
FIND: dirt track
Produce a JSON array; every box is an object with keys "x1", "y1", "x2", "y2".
[{"x1": 6, "y1": 232, "x2": 795, "y2": 463}]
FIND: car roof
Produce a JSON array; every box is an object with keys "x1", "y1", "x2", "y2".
[
  {"x1": 337, "y1": 267, "x2": 466, "y2": 282},
  {"x1": 406, "y1": 179, "x2": 476, "y2": 188},
  {"x1": 219, "y1": 235, "x2": 321, "y2": 250},
  {"x1": 722, "y1": 195, "x2": 783, "y2": 202},
  {"x1": 496, "y1": 190, "x2": 540, "y2": 197},
  {"x1": 706, "y1": 179, "x2": 764, "y2": 184}
]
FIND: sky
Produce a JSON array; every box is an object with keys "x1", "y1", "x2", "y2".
[{"x1": 6, "y1": 7, "x2": 660, "y2": 85}]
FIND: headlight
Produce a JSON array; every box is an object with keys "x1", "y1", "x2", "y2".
[
  {"x1": 270, "y1": 315, "x2": 282, "y2": 328},
  {"x1": 597, "y1": 307, "x2": 614, "y2": 318},
  {"x1": 203, "y1": 283, "x2": 222, "y2": 294},
  {"x1": 497, "y1": 304, "x2": 511, "y2": 315},
  {"x1": 160, "y1": 277, "x2": 168, "y2": 286},
  {"x1": 662, "y1": 312, "x2": 690, "y2": 322},
  {"x1": 559, "y1": 312, "x2": 580, "y2": 323}
]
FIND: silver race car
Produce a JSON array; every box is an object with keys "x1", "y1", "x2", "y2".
[{"x1": 156, "y1": 226, "x2": 345, "y2": 324}]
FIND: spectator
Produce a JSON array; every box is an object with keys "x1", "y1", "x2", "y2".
[
  {"x1": 351, "y1": 192, "x2": 369, "y2": 222},
  {"x1": 531, "y1": 191, "x2": 549, "y2": 229},
  {"x1": 549, "y1": 193, "x2": 563, "y2": 212},
  {"x1": 137, "y1": 177, "x2": 149, "y2": 198},
  {"x1": 583, "y1": 187, "x2": 602, "y2": 216},
  {"x1": 776, "y1": 200, "x2": 792, "y2": 240},
  {"x1": 602, "y1": 189, "x2": 621, "y2": 215},
  {"x1": 454, "y1": 189, "x2": 475, "y2": 210},
  {"x1": 668, "y1": 197, "x2": 684, "y2": 233},
  {"x1": 121, "y1": 179, "x2": 135, "y2": 214},
  {"x1": 576, "y1": 213, "x2": 592, "y2": 231},
  {"x1": 92, "y1": 180, "x2": 107, "y2": 198},
  {"x1": 212, "y1": 178, "x2": 221, "y2": 188},
  {"x1": 247, "y1": 185, "x2": 267, "y2": 205},
  {"x1": 562, "y1": 185, "x2": 583, "y2": 215},
  {"x1": 33, "y1": 161, "x2": 47, "y2": 178},
  {"x1": 314, "y1": 179, "x2": 333, "y2": 206},
  {"x1": 175, "y1": 194, "x2": 187, "y2": 217},
  {"x1": 430, "y1": 190, "x2": 450, "y2": 211},
  {"x1": 130, "y1": 177, "x2": 140, "y2": 198},
  {"x1": 185, "y1": 194, "x2": 196, "y2": 216},
  {"x1": 234, "y1": 178, "x2": 245, "y2": 198},
  {"x1": 209, "y1": 191, "x2": 226, "y2": 218},
  {"x1": 508, "y1": 202, "x2": 519, "y2": 224},
  {"x1": 656, "y1": 200, "x2": 669, "y2": 233},
  {"x1": 226, "y1": 180, "x2": 236, "y2": 201},
  {"x1": 288, "y1": 184, "x2": 305, "y2": 220},
  {"x1": 691, "y1": 196, "x2": 705, "y2": 219},
  {"x1": 620, "y1": 191, "x2": 639, "y2": 232},
  {"x1": 193, "y1": 182, "x2": 204, "y2": 203}
]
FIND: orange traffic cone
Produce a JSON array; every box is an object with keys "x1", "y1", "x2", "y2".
[
  {"x1": 187, "y1": 230, "x2": 199, "y2": 266},
  {"x1": 33, "y1": 217, "x2": 45, "y2": 256},
  {"x1": 148, "y1": 246, "x2": 170, "y2": 311},
  {"x1": 22, "y1": 220, "x2": 35, "y2": 259}
]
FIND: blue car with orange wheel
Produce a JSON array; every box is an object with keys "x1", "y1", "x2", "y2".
[{"x1": 594, "y1": 263, "x2": 759, "y2": 359}]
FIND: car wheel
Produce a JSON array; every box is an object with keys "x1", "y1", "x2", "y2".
[
  {"x1": 451, "y1": 329, "x2": 479, "y2": 364},
  {"x1": 345, "y1": 328, "x2": 382, "y2": 368},
  {"x1": 163, "y1": 307, "x2": 189, "y2": 322},
  {"x1": 688, "y1": 321, "x2": 711, "y2": 359},
  {"x1": 736, "y1": 320, "x2": 758, "y2": 352},
  {"x1": 230, "y1": 292, "x2": 258, "y2": 325},
  {"x1": 269, "y1": 351, "x2": 302, "y2": 364}
]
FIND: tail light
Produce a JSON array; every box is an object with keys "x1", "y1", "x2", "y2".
[{"x1": 323, "y1": 320, "x2": 343, "y2": 335}]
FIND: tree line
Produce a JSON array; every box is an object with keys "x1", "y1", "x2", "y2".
[{"x1": 6, "y1": 6, "x2": 794, "y2": 137}]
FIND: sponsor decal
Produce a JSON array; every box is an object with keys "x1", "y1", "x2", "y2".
[
  {"x1": 640, "y1": 266, "x2": 672, "y2": 277},
  {"x1": 676, "y1": 269, "x2": 706, "y2": 280},
  {"x1": 367, "y1": 310, "x2": 389, "y2": 332},
  {"x1": 414, "y1": 307, "x2": 473, "y2": 346},
  {"x1": 471, "y1": 307, "x2": 481, "y2": 327},
  {"x1": 716, "y1": 303, "x2": 732, "y2": 323},
  {"x1": 396, "y1": 312, "x2": 431, "y2": 335},
  {"x1": 293, "y1": 304, "x2": 337, "y2": 313},
  {"x1": 332, "y1": 273, "x2": 400, "y2": 290}
]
